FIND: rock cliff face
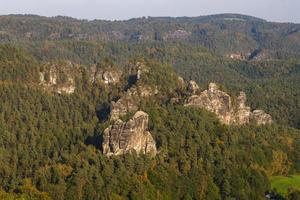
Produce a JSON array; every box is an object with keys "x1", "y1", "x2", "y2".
[
  {"x1": 110, "y1": 85, "x2": 157, "y2": 121},
  {"x1": 103, "y1": 111, "x2": 157, "y2": 157},
  {"x1": 251, "y1": 110, "x2": 273, "y2": 125},
  {"x1": 164, "y1": 30, "x2": 191, "y2": 40},
  {"x1": 110, "y1": 62, "x2": 157, "y2": 121},
  {"x1": 89, "y1": 65, "x2": 121, "y2": 85},
  {"x1": 39, "y1": 62, "x2": 76, "y2": 94},
  {"x1": 185, "y1": 83, "x2": 273, "y2": 125},
  {"x1": 234, "y1": 92, "x2": 251, "y2": 125},
  {"x1": 185, "y1": 83, "x2": 233, "y2": 124},
  {"x1": 188, "y1": 80, "x2": 200, "y2": 94},
  {"x1": 127, "y1": 61, "x2": 149, "y2": 83}
]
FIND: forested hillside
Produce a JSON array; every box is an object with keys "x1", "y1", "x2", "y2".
[{"x1": 0, "y1": 14, "x2": 299, "y2": 199}]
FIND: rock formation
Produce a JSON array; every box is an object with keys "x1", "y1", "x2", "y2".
[
  {"x1": 188, "y1": 80, "x2": 200, "y2": 94},
  {"x1": 185, "y1": 82, "x2": 273, "y2": 125},
  {"x1": 127, "y1": 61, "x2": 149, "y2": 82},
  {"x1": 39, "y1": 62, "x2": 77, "y2": 94},
  {"x1": 103, "y1": 111, "x2": 157, "y2": 157},
  {"x1": 110, "y1": 61, "x2": 157, "y2": 121},
  {"x1": 89, "y1": 65, "x2": 121, "y2": 85},
  {"x1": 185, "y1": 83, "x2": 233, "y2": 124},
  {"x1": 110, "y1": 85, "x2": 158, "y2": 121},
  {"x1": 164, "y1": 30, "x2": 191, "y2": 40},
  {"x1": 233, "y1": 92, "x2": 251, "y2": 125},
  {"x1": 251, "y1": 110, "x2": 273, "y2": 125}
]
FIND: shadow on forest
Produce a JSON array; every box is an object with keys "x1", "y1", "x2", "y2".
[
  {"x1": 96, "y1": 103, "x2": 110, "y2": 122},
  {"x1": 85, "y1": 134, "x2": 103, "y2": 151}
]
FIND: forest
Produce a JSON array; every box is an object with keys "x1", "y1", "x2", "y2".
[{"x1": 0, "y1": 14, "x2": 299, "y2": 199}]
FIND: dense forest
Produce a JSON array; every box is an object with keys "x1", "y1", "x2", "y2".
[{"x1": 0, "y1": 14, "x2": 300, "y2": 199}]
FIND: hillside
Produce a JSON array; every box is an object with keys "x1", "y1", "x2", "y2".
[
  {"x1": 0, "y1": 14, "x2": 299, "y2": 199},
  {"x1": 0, "y1": 14, "x2": 300, "y2": 58}
]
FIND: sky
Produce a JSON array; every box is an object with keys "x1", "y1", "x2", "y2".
[{"x1": 1, "y1": 0, "x2": 299, "y2": 23}]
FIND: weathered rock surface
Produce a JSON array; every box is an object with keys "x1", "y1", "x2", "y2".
[
  {"x1": 177, "y1": 76, "x2": 185, "y2": 86},
  {"x1": 251, "y1": 110, "x2": 273, "y2": 125},
  {"x1": 164, "y1": 30, "x2": 191, "y2": 40},
  {"x1": 188, "y1": 80, "x2": 200, "y2": 94},
  {"x1": 185, "y1": 83, "x2": 233, "y2": 124},
  {"x1": 89, "y1": 65, "x2": 121, "y2": 85},
  {"x1": 185, "y1": 82, "x2": 273, "y2": 125},
  {"x1": 39, "y1": 62, "x2": 77, "y2": 94},
  {"x1": 103, "y1": 111, "x2": 157, "y2": 157},
  {"x1": 233, "y1": 92, "x2": 251, "y2": 125},
  {"x1": 110, "y1": 61, "x2": 157, "y2": 121},
  {"x1": 127, "y1": 61, "x2": 149, "y2": 82},
  {"x1": 110, "y1": 85, "x2": 158, "y2": 121}
]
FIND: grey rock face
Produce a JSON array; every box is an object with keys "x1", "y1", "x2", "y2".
[
  {"x1": 251, "y1": 110, "x2": 273, "y2": 125},
  {"x1": 103, "y1": 111, "x2": 157, "y2": 157},
  {"x1": 185, "y1": 82, "x2": 273, "y2": 125},
  {"x1": 89, "y1": 65, "x2": 121, "y2": 85},
  {"x1": 127, "y1": 61, "x2": 149, "y2": 82},
  {"x1": 39, "y1": 62, "x2": 76, "y2": 94},
  {"x1": 165, "y1": 30, "x2": 191, "y2": 40},
  {"x1": 185, "y1": 83, "x2": 233, "y2": 124},
  {"x1": 234, "y1": 92, "x2": 251, "y2": 125},
  {"x1": 110, "y1": 85, "x2": 157, "y2": 121},
  {"x1": 110, "y1": 61, "x2": 157, "y2": 121}
]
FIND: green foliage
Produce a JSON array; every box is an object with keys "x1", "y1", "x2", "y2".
[
  {"x1": 0, "y1": 15, "x2": 299, "y2": 199},
  {"x1": 270, "y1": 175, "x2": 300, "y2": 196}
]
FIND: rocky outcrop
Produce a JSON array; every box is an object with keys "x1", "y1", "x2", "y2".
[
  {"x1": 127, "y1": 61, "x2": 149, "y2": 82},
  {"x1": 177, "y1": 76, "x2": 185, "y2": 86},
  {"x1": 164, "y1": 30, "x2": 191, "y2": 40},
  {"x1": 110, "y1": 61, "x2": 157, "y2": 121},
  {"x1": 251, "y1": 110, "x2": 273, "y2": 125},
  {"x1": 188, "y1": 80, "x2": 200, "y2": 94},
  {"x1": 234, "y1": 92, "x2": 251, "y2": 125},
  {"x1": 185, "y1": 82, "x2": 273, "y2": 125},
  {"x1": 103, "y1": 111, "x2": 157, "y2": 157},
  {"x1": 39, "y1": 62, "x2": 77, "y2": 94},
  {"x1": 248, "y1": 49, "x2": 269, "y2": 61},
  {"x1": 228, "y1": 53, "x2": 245, "y2": 60},
  {"x1": 89, "y1": 65, "x2": 121, "y2": 85},
  {"x1": 185, "y1": 83, "x2": 233, "y2": 124},
  {"x1": 110, "y1": 85, "x2": 158, "y2": 121}
]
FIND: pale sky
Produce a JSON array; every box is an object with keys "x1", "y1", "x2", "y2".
[{"x1": 1, "y1": 0, "x2": 299, "y2": 23}]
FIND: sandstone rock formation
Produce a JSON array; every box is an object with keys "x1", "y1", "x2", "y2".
[
  {"x1": 127, "y1": 61, "x2": 149, "y2": 82},
  {"x1": 164, "y1": 30, "x2": 191, "y2": 40},
  {"x1": 110, "y1": 61, "x2": 157, "y2": 121},
  {"x1": 177, "y1": 76, "x2": 185, "y2": 86},
  {"x1": 110, "y1": 85, "x2": 158, "y2": 121},
  {"x1": 39, "y1": 62, "x2": 77, "y2": 94},
  {"x1": 185, "y1": 82, "x2": 273, "y2": 125},
  {"x1": 251, "y1": 110, "x2": 273, "y2": 125},
  {"x1": 103, "y1": 111, "x2": 157, "y2": 157},
  {"x1": 233, "y1": 92, "x2": 251, "y2": 125},
  {"x1": 185, "y1": 83, "x2": 233, "y2": 124},
  {"x1": 188, "y1": 80, "x2": 200, "y2": 94},
  {"x1": 89, "y1": 65, "x2": 121, "y2": 85}
]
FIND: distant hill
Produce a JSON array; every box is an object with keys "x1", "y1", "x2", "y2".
[{"x1": 0, "y1": 14, "x2": 300, "y2": 58}]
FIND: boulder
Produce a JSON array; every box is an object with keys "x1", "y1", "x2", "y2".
[{"x1": 103, "y1": 111, "x2": 157, "y2": 157}]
